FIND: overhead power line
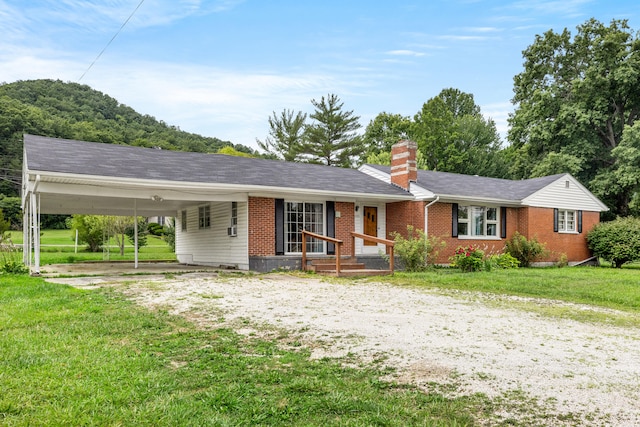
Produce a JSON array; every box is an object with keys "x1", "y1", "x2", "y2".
[{"x1": 78, "y1": 0, "x2": 147, "y2": 82}]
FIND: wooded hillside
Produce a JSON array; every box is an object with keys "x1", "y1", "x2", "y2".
[{"x1": 0, "y1": 79, "x2": 255, "y2": 197}]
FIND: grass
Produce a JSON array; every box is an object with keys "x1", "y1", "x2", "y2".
[
  {"x1": 379, "y1": 267, "x2": 640, "y2": 326},
  {"x1": 7, "y1": 229, "x2": 175, "y2": 264},
  {"x1": 0, "y1": 275, "x2": 484, "y2": 426}
]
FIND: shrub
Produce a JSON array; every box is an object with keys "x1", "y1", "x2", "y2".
[
  {"x1": 147, "y1": 222, "x2": 165, "y2": 236},
  {"x1": 587, "y1": 217, "x2": 640, "y2": 268},
  {"x1": 488, "y1": 253, "x2": 520, "y2": 270},
  {"x1": 391, "y1": 226, "x2": 446, "y2": 272},
  {"x1": 504, "y1": 232, "x2": 546, "y2": 267},
  {"x1": 450, "y1": 245, "x2": 485, "y2": 272}
]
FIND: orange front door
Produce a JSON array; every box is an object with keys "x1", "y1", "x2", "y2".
[{"x1": 363, "y1": 206, "x2": 377, "y2": 246}]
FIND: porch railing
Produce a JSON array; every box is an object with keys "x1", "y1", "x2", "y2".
[
  {"x1": 350, "y1": 232, "x2": 395, "y2": 274},
  {"x1": 301, "y1": 231, "x2": 344, "y2": 274},
  {"x1": 300, "y1": 230, "x2": 396, "y2": 275}
]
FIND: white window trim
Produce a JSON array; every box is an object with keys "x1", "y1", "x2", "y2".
[
  {"x1": 457, "y1": 205, "x2": 501, "y2": 240},
  {"x1": 558, "y1": 209, "x2": 577, "y2": 233},
  {"x1": 181, "y1": 210, "x2": 187, "y2": 232},
  {"x1": 198, "y1": 204, "x2": 211, "y2": 230},
  {"x1": 284, "y1": 201, "x2": 326, "y2": 255}
]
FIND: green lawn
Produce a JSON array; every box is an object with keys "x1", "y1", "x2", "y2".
[
  {"x1": 7, "y1": 229, "x2": 175, "y2": 264},
  {"x1": 0, "y1": 275, "x2": 481, "y2": 426},
  {"x1": 381, "y1": 267, "x2": 640, "y2": 326}
]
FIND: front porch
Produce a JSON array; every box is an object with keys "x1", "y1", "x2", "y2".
[{"x1": 301, "y1": 231, "x2": 395, "y2": 277}]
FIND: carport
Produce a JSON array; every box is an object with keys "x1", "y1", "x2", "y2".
[{"x1": 21, "y1": 134, "x2": 243, "y2": 275}]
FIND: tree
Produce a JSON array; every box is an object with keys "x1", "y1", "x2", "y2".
[
  {"x1": 362, "y1": 112, "x2": 411, "y2": 158},
  {"x1": 300, "y1": 94, "x2": 364, "y2": 167},
  {"x1": 509, "y1": 19, "x2": 640, "y2": 216},
  {"x1": 70, "y1": 215, "x2": 106, "y2": 252},
  {"x1": 410, "y1": 89, "x2": 505, "y2": 176},
  {"x1": 591, "y1": 122, "x2": 640, "y2": 216},
  {"x1": 217, "y1": 146, "x2": 256, "y2": 158},
  {"x1": 257, "y1": 109, "x2": 307, "y2": 161}
]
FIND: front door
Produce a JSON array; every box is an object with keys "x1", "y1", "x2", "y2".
[{"x1": 363, "y1": 206, "x2": 378, "y2": 246}]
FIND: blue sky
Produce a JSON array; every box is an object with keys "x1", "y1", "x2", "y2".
[{"x1": 1, "y1": 0, "x2": 639, "y2": 151}]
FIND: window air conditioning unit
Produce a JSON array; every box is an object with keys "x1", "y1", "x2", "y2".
[{"x1": 227, "y1": 226, "x2": 237, "y2": 237}]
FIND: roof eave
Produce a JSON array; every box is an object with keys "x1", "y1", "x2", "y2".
[{"x1": 28, "y1": 170, "x2": 414, "y2": 201}]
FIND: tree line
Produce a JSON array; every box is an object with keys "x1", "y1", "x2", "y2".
[{"x1": 258, "y1": 18, "x2": 640, "y2": 219}]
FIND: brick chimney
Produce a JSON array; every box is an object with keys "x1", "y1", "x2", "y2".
[{"x1": 390, "y1": 140, "x2": 417, "y2": 190}]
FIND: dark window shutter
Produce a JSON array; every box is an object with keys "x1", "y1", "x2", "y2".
[
  {"x1": 275, "y1": 199, "x2": 284, "y2": 255},
  {"x1": 452, "y1": 203, "x2": 458, "y2": 237},
  {"x1": 577, "y1": 210, "x2": 583, "y2": 233},
  {"x1": 553, "y1": 208, "x2": 559, "y2": 232},
  {"x1": 326, "y1": 201, "x2": 335, "y2": 255},
  {"x1": 501, "y1": 207, "x2": 507, "y2": 239}
]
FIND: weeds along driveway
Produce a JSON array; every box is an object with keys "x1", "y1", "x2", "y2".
[{"x1": 53, "y1": 272, "x2": 640, "y2": 426}]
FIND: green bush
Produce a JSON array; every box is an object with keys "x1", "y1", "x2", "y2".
[
  {"x1": 450, "y1": 245, "x2": 485, "y2": 272},
  {"x1": 391, "y1": 225, "x2": 446, "y2": 272},
  {"x1": 504, "y1": 232, "x2": 546, "y2": 267},
  {"x1": 587, "y1": 217, "x2": 640, "y2": 268},
  {"x1": 147, "y1": 222, "x2": 164, "y2": 236},
  {"x1": 488, "y1": 252, "x2": 520, "y2": 270}
]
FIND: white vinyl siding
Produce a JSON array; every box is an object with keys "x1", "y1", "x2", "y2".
[
  {"x1": 523, "y1": 175, "x2": 608, "y2": 211},
  {"x1": 176, "y1": 201, "x2": 248, "y2": 269}
]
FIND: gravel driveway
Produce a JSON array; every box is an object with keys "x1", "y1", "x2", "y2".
[{"x1": 54, "y1": 272, "x2": 640, "y2": 426}]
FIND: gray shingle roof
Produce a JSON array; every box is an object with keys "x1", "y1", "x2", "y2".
[
  {"x1": 367, "y1": 164, "x2": 564, "y2": 201},
  {"x1": 24, "y1": 135, "x2": 411, "y2": 197}
]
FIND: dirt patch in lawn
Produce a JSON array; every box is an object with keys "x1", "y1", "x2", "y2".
[{"x1": 53, "y1": 273, "x2": 640, "y2": 426}]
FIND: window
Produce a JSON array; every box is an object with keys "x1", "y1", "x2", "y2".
[
  {"x1": 181, "y1": 210, "x2": 187, "y2": 231},
  {"x1": 285, "y1": 202, "x2": 324, "y2": 253},
  {"x1": 558, "y1": 209, "x2": 576, "y2": 232},
  {"x1": 231, "y1": 202, "x2": 238, "y2": 228},
  {"x1": 198, "y1": 205, "x2": 210, "y2": 229},
  {"x1": 457, "y1": 205, "x2": 499, "y2": 238}
]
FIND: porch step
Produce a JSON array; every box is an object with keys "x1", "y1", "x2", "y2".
[
  {"x1": 319, "y1": 269, "x2": 393, "y2": 278},
  {"x1": 307, "y1": 258, "x2": 365, "y2": 273},
  {"x1": 306, "y1": 258, "x2": 391, "y2": 277}
]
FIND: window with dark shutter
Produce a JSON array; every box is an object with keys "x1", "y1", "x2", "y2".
[
  {"x1": 452, "y1": 203, "x2": 458, "y2": 237},
  {"x1": 326, "y1": 201, "x2": 335, "y2": 255},
  {"x1": 275, "y1": 199, "x2": 284, "y2": 255}
]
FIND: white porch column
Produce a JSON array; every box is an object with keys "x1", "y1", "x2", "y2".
[
  {"x1": 23, "y1": 198, "x2": 30, "y2": 266},
  {"x1": 30, "y1": 192, "x2": 41, "y2": 275},
  {"x1": 134, "y1": 200, "x2": 138, "y2": 269}
]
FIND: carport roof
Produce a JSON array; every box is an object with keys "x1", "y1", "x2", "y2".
[{"x1": 24, "y1": 134, "x2": 412, "y2": 198}]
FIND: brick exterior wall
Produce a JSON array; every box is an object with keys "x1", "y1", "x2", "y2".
[
  {"x1": 423, "y1": 203, "x2": 597, "y2": 264},
  {"x1": 248, "y1": 197, "x2": 599, "y2": 265},
  {"x1": 248, "y1": 197, "x2": 275, "y2": 256},
  {"x1": 386, "y1": 201, "x2": 424, "y2": 238},
  {"x1": 248, "y1": 197, "x2": 356, "y2": 257},
  {"x1": 519, "y1": 207, "x2": 599, "y2": 262},
  {"x1": 335, "y1": 202, "x2": 355, "y2": 255}
]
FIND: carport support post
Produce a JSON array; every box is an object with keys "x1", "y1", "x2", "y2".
[
  {"x1": 134, "y1": 200, "x2": 139, "y2": 269},
  {"x1": 30, "y1": 192, "x2": 40, "y2": 275}
]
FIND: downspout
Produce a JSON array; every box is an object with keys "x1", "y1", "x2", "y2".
[{"x1": 423, "y1": 196, "x2": 440, "y2": 236}]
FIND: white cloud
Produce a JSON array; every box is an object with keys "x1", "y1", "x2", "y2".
[{"x1": 385, "y1": 50, "x2": 425, "y2": 57}]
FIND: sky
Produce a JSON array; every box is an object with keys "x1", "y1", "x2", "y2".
[{"x1": 1, "y1": 0, "x2": 639, "y2": 151}]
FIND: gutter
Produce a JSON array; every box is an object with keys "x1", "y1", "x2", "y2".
[{"x1": 424, "y1": 196, "x2": 440, "y2": 236}]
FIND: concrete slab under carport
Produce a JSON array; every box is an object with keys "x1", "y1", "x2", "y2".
[{"x1": 38, "y1": 262, "x2": 234, "y2": 278}]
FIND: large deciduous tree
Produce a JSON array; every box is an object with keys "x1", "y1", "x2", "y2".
[
  {"x1": 300, "y1": 94, "x2": 363, "y2": 167},
  {"x1": 410, "y1": 89, "x2": 505, "y2": 177},
  {"x1": 509, "y1": 18, "x2": 640, "y2": 216}
]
